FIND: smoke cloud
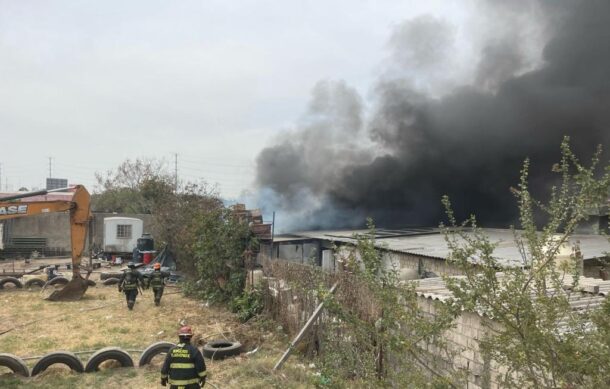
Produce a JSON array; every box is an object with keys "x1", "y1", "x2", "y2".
[{"x1": 255, "y1": 0, "x2": 610, "y2": 231}]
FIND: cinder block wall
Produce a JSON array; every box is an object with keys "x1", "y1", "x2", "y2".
[
  {"x1": 4, "y1": 213, "x2": 70, "y2": 249},
  {"x1": 419, "y1": 297, "x2": 503, "y2": 389}
]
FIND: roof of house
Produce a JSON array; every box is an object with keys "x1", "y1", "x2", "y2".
[
  {"x1": 416, "y1": 274, "x2": 610, "y2": 316},
  {"x1": 284, "y1": 228, "x2": 610, "y2": 267}
]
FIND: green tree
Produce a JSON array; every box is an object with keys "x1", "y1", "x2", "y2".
[
  {"x1": 150, "y1": 181, "x2": 223, "y2": 272},
  {"x1": 188, "y1": 206, "x2": 257, "y2": 302},
  {"x1": 91, "y1": 158, "x2": 173, "y2": 213},
  {"x1": 92, "y1": 158, "x2": 223, "y2": 273},
  {"x1": 441, "y1": 137, "x2": 610, "y2": 388}
]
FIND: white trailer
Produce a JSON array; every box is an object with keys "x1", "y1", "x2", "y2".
[{"x1": 103, "y1": 217, "x2": 143, "y2": 255}]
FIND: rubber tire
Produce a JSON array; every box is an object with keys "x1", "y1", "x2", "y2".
[
  {"x1": 138, "y1": 341, "x2": 175, "y2": 366},
  {"x1": 46, "y1": 277, "x2": 69, "y2": 286},
  {"x1": 100, "y1": 272, "x2": 122, "y2": 281},
  {"x1": 31, "y1": 351, "x2": 84, "y2": 376},
  {"x1": 102, "y1": 278, "x2": 120, "y2": 286},
  {"x1": 86, "y1": 279, "x2": 96, "y2": 287},
  {"x1": 202, "y1": 340, "x2": 243, "y2": 360},
  {"x1": 84, "y1": 347, "x2": 134, "y2": 372},
  {"x1": 25, "y1": 278, "x2": 46, "y2": 288},
  {"x1": 0, "y1": 353, "x2": 30, "y2": 377},
  {"x1": 0, "y1": 277, "x2": 23, "y2": 289}
]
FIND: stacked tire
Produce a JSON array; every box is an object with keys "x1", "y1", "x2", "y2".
[
  {"x1": 84, "y1": 348, "x2": 134, "y2": 372},
  {"x1": 138, "y1": 342, "x2": 175, "y2": 366},
  {"x1": 31, "y1": 351, "x2": 84, "y2": 376},
  {"x1": 24, "y1": 278, "x2": 45, "y2": 288},
  {"x1": 0, "y1": 277, "x2": 23, "y2": 289},
  {"x1": 0, "y1": 353, "x2": 29, "y2": 377},
  {"x1": 0, "y1": 340, "x2": 241, "y2": 379}
]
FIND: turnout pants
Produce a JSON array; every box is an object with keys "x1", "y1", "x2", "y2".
[
  {"x1": 124, "y1": 289, "x2": 138, "y2": 310},
  {"x1": 153, "y1": 287, "x2": 164, "y2": 306}
]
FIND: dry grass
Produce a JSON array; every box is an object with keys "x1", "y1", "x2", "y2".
[{"x1": 0, "y1": 285, "x2": 320, "y2": 388}]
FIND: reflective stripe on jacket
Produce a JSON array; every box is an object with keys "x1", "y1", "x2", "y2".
[
  {"x1": 149, "y1": 271, "x2": 165, "y2": 288},
  {"x1": 161, "y1": 342, "x2": 206, "y2": 386},
  {"x1": 120, "y1": 269, "x2": 142, "y2": 290}
]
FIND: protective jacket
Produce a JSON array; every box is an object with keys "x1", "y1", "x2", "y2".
[
  {"x1": 148, "y1": 270, "x2": 167, "y2": 289},
  {"x1": 161, "y1": 342, "x2": 207, "y2": 388},
  {"x1": 119, "y1": 269, "x2": 143, "y2": 291}
]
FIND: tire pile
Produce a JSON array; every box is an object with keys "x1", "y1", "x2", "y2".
[
  {"x1": 0, "y1": 277, "x2": 98, "y2": 290},
  {"x1": 0, "y1": 341, "x2": 174, "y2": 377},
  {"x1": 0, "y1": 340, "x2": 243, "y2": 377}
]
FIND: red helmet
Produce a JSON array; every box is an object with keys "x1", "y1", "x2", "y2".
[
  {"x1": 178, "y1": 326, "x2": 193, "y2": 337},
  {"x1": 153, "y1": 263, "x2": 161, "y2": 270}
]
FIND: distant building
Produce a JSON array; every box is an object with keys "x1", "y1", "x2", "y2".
[
  {"x1": 260, "y1": 228, "x2": 610, "y2": 280},
  {"x1": 46, "y1": 178, "x2": 68, "y2": 190}
]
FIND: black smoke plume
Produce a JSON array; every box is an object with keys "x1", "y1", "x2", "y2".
[{"x1": 255, "y1": 0, "x2": 610, "y2": 231}]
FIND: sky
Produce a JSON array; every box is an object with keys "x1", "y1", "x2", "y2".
[{"x1": 0, "y1": 0, "x2": 469, "y2": 197}]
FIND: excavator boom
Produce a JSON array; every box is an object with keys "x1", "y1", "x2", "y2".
[{"x1": 0, "y1": 185, "x2": 91, "y2": 301}]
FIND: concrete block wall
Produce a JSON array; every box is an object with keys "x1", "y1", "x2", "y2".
[
  {"x1": 3, "y1": 213, "x2": 70, "y2": 249},
  {"x1": 419, "y1": 297, "x2": 505, "y2": 389}
]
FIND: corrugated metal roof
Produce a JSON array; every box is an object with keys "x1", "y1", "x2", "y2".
[
  {"x1": 272, "y1": 234, "x2": 316, "y2": 243},
  {"x1": 292, "y1": 228, "x2": 610, "y2": 268},
  {"x1": 415, "y1": 275, "x2": 610, "y2": 310}
]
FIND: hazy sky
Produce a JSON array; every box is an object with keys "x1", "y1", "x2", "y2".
[{"x1": 1, "y1": 0, "x2": 472, "y2": 197}]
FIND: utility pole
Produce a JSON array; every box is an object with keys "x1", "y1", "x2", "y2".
[
  {"x1": 269, "y1": 211, "x2": 276, "y2": 260},
  {"x1": 174, "y1": 153, "x2": 178, "y2": 192},
  {"x1": 48, "y1": 157, "x2": 53, "y2": 178}
]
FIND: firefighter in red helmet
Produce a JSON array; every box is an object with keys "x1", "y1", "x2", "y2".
[{"x1": 161, "y1": 326, "x2": 207, "y2": 388}]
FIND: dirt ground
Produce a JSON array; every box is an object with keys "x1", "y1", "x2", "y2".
[{"x1": 0, "y1": 259, "x2": 318, "y2": 389}]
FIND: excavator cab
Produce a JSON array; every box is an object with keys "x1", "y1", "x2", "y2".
[{"x1": 0, "y1": 185, "x2": 91, "y2": 301}]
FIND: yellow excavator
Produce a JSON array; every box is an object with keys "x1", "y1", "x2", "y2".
[{"x1": 0, "y1": 185, "x2": 91, "y2": 301}]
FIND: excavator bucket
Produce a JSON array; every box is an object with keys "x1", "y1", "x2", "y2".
[{"x1": 45, "y1": 276, "x2": 89, "y2": 301}]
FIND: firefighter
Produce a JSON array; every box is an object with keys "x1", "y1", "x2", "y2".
[
  {"x1": 118, "y1": 262, "x2": 144, "y2": 310},
  {"x1": 161, "y1": 326, "x2": 207, "y2": 388},
  {"x1": 147, "y1": 262, "x2": 167, "y2": 306}
]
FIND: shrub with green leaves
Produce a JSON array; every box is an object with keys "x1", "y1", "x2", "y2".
[
  {"x1": 441, "y1": 137, "x2": 610, "y2": 388},
  {"x1": 190, "y1": 207, "x2": 257, "y2": 302},
  {"x1": 230, "y1": 288, "x2": 264, "y2": 322}
]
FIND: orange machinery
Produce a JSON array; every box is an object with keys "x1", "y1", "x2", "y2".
[{"x1": 0, "y1": 185, "x2": 91, "y2": 301}]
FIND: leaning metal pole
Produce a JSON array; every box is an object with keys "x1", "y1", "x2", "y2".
[{"x1": 273, "y1": 281, "x2": 339, "y2": 371}]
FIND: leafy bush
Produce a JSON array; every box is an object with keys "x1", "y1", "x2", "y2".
[
  {"x1": 441, "y1": 137, "x2": 610, "y2": 388},
  {"x1": 230, "y1": 288, "x2": 264, "y2": 322},
  {"x1": 191, "y1": 207, "x2": 257, "y2": 302}
]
